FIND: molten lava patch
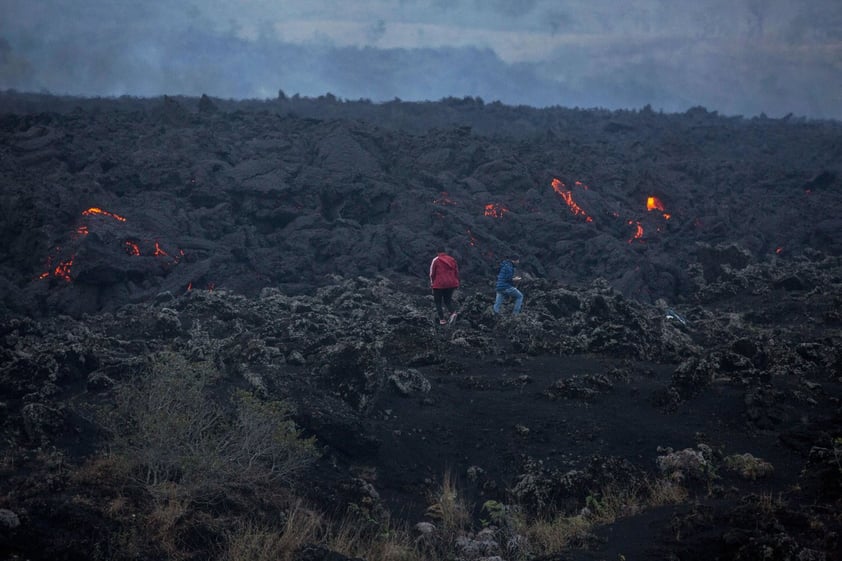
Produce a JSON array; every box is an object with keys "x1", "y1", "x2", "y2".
[
  {"x1": 484, "y1": 203, "x2": 509, "y2": 218},
  {"x1": 551, "y1": 178, "x2": 593, "y2": 222}
]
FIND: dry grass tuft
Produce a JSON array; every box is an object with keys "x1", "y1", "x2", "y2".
[
  {"x1": 646, "y1": 476, "x2": 689, "y2": 506},
  {"x1": 425, "y1": 470, "x2": 471, "y2": 535},
  {"x1": 523, "y1": 513, "x2": 591, "y2": 554},
  {"x1": 223, "y1": 501, "x2": 323, "y2": 561},
  {"x1": 329, "y1": 517, "x2": 421, "y2": 561}
]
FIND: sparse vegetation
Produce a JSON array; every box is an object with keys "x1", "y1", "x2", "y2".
[
  {"x1": 724, "y1": 453, "x2": 774, "y2": 480},
  {"x1": 646, "y1": 476, "x2": 690, "y2": 506},
  {"x1": 90, "y1": 350, "x2": 319, "y2": 558},
  {"x1": 328, "y1": 516, "x2": 421, "y2": 561},
  {"x1": 222, "y1": 502, "x2": 323, "y2": 561},
  {"x1": 521, "y1": 513, "x2": 592, "y2": 554},
  {"x1": 102, "y1": 351, "x2": 317, "y2": 504},
  {"x1": 424, "y1": 470, "x2": 471, "y2": 536}
]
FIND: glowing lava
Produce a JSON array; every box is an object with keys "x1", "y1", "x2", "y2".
[
  {"x1": 551, "y1": 178, "x2": 593, "y2": 222},
  {"x1": 124, "y1": 241, "x2": 141, "y2": 256},
  {"x1": 39, "y1": 206, "x2": 185, "y2": 284},
  {"x1": 39, "y1": 254, "x2": 75, "y2": 282},
  {"x1": 646, "y1": 196, "x2": 671, "y2": 220},
  {"x1": 628, "y1": 220, "x2": 644, "y2": 243},
  {"x1": 153, "y1": 242, "x2": 169, "y2": 257},
  {"x1": 484, "y1": 203, "x2": 509, "y2": 218},
  {"x1": 82, "y1": 207, "x2": 127, "y2": 222}
]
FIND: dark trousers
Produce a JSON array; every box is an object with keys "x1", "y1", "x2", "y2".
[{"x1": 432, "y1": 288, "x2": 456, "y2": 320}]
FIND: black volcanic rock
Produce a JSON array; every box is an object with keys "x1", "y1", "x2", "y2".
[{"x1": 1, "y1": 92, "x2": 841, "y2": 317}]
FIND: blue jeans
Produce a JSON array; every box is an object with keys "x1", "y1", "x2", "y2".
[{"x1": 494, "y1": 286, "x2": 523, "y2": 314}]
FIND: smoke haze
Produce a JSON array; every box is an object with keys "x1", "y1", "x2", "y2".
[{"x1": 1, "y1": 0, "x2": 840, "y2": 119}]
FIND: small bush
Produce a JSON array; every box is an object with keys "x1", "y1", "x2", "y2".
[
  {"x1": 724, "y1": 453, "x2": 774, "y2": 480},
  {"x1": 102, "y1": 351, "x2": 317, "y2": 505}
]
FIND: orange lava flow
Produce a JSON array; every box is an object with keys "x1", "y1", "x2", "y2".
[
  {"x1": 646, "y1": 196, "x2": 671, "y2": 220},
  {"x1": 82, "y1": 207, "x2": 127, "y2": 222},
  {"x1": 646, "y1": 196, "x2": 665, "y2": 211},
  {"x1": 551, "y1": 178, "x2": 593, "y2": 222}
]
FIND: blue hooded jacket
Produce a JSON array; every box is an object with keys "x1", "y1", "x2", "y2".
[{"x1": 495, "y1": 260, "x2": 516, "y2": 290}]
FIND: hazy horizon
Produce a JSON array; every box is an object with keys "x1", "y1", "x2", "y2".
[{"x1": 2, "y1": 0, "x2": 841, "y2": 120}]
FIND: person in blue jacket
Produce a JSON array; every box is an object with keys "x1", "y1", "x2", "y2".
[{"x1": 493, "y1": 255, "x2": 523, "y2": 314}]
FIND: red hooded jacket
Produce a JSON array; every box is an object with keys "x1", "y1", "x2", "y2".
[{"x1": 430, "y1": 253, "x2": 460, "y2": 289}]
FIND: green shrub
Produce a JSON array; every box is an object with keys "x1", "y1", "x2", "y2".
[
  {"x1": 101, "y1": 351, "x2": 318, "y2": 504},
  {"x1": 723, "y1": 453, "x2": 774, "y2": 480}
]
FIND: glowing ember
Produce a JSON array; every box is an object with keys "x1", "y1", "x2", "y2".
[
  {"x1": 40, "y1": 256, "x2": 75, "y2": 282},
  {"x1": 38, "y1": 206, "x2": 185, "y2": 288},
  {"x1": 54, "y1": 257, "x2": 74, "y2": 281},
  {"x1": 82, "y1": 207, "x2": 127, "y2": 222},
  {"x1": 433, "y1": 192, "x2": 456, "y2": 206},
  {"x1": 551, "y1": 178, "x2": 593, "y2": 222},
  {"x1": 628, "y1": 220, "x2": 644, "y2": 243},
  {"x1": 484, "y1": 203, "x2": 509, "y2": 218},
  {"x1": 38, "y1": 250, "x2": 75, "y2": 282},
  {"x1": 124, "y1": 241, "x2": 141, "y2": 256},
  {"x1": 153, "y1": 242, "x2": 169, "y2": 257},
  {"x1": 466, "y1": 228, "x2": 478, "y2": 247}
]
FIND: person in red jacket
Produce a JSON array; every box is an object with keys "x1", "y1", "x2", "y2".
[{"x1": 429, "y1": 247, "x2": 460, "y2": 325}]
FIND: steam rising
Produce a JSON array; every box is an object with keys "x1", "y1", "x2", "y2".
[{"x1": 1, "y1": 0, "x2": 840, "y2": 119}]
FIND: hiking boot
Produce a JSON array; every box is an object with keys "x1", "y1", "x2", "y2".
[
  {"x1": 448, "y1": 312, "x2": 458, "y2": 324},
  {"x1": 439, "y1": 319, "x2": 447, "y2": 325}
]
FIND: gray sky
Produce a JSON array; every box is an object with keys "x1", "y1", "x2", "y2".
[{"x1": 2, "y1": 0, "x2": 841, "y2": 119}]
